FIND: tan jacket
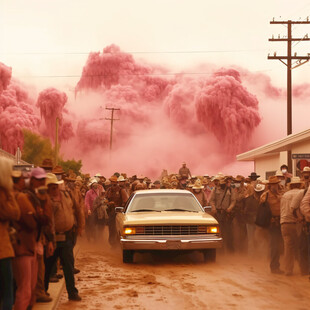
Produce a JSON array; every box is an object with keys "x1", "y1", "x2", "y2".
[
  {"x1": 66, "y1": 189, "x2": 85, "y2": 232},
  {"x1": 51, "y1": 191, "x2": 75, "y2": 233},
  {"x1": 280, "y1": 188, "x2": 301, "y2": 224},
  {"x1": 300, "y1": 187, "x2": 310, "y2": 222},
  {"x1": 0, "y1": 188, "x2": 21, "y2": 259},
  {"x1": 13, "y1": 191, "x2": 37, "y2": 256},
  {"x1": 209, "y1": 187, "x2": 236, "y2": 211},
  {"x1": 193, "y1": 191, "x2": 207, "y2": 207}
]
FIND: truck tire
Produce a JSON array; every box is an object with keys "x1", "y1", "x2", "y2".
[
  {"x1": 123, "y1": 250, "x2": 134, "y2": 263},
  {"x1": 203, "y1": 249, "x2": 216, "y2": 263}
]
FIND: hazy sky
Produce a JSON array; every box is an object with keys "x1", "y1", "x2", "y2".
[{"x1": 1, "y1": 0, "x2": 310, "y2": 92}]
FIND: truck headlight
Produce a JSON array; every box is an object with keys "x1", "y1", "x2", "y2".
[
  {"x1": 123, "y1": 227, "x2": 136, "y2": 235},
  {"x1": 207, "y1": 226, "x2": 219, "y2": 234}
]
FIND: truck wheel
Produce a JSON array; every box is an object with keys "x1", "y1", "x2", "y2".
[
  {"x1": 203, "y1": 249, "x2": 216, "y2": 263},
  {"x1": 123, "y1": 250, "x2": 134, "y2": 263}
]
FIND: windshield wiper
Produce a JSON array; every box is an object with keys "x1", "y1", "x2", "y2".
[
  {"x1": 131, "y1": 209, "x2": 160, "y2": 212},
  {"x1": 163, "y1": 208, "x2": 198, "y2": 212}
]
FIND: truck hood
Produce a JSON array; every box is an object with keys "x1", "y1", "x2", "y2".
[{"x1": 122, "y1": 211, "x2": 218, "y2": 226}]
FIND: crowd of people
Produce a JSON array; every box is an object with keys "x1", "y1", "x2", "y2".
[{"x1": 1, "y1": 158, "x2": 310, "y2": 310}]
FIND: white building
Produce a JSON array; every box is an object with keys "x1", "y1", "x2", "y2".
[{"x1": 237, "y1": 128, "x2": 310, "y2": 180}]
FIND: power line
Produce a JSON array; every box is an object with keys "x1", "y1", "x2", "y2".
[
  {"x1": 13, "y1": 69, "x2": 274, "y2": 79},
  {"x1": 0, "y1": 48, "x2": 267, "y2": 56}
]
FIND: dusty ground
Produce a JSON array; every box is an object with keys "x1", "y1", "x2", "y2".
[{"x1": 58, "y1": 229, "x2": 309, "y2": 310}]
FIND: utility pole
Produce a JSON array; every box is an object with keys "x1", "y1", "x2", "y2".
[
  {"x1": 55, "y1": 117, "x2": 59, "y2": 166},
  {"x1": 268, "y1": 18, "x2": 310, "y2": 172},
  {"x1": 105, "y1": 107, "x2": 120, "y2": 152}
]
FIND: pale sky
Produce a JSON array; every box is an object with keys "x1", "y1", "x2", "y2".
[{"x1": 1, "y1": 0, "x2": 310, "y2": 92}]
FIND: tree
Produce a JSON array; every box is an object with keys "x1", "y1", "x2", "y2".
[
  {"x1": 22, "y1": 130, "x2": 54, "y2": 166},
  {"x1": 22, "y1": 130, "x2": 83, "y2": 174},
  {"x1": 58, "y1": 158, "x2": 82, "y2": 175}
]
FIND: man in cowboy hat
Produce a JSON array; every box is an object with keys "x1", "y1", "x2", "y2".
[
  {"x1": 64, "y1": 173, "x2": 85, "y2": 234},
  {"x1": 44, "y1": 173, "x2": 81, "y2": 301},
  {"x1": 40, "y1": 159, "x2": 54, "y2": 173},
  {"x1": 25, "y1": 168, "x2": 54, "y2": 303},
  {"x1": 209, "y1": 177, "x2": 236, "y2": 253},
  {"x1": 192, "y1": 179, "x2": 207, "y2": 208},
  {"x1": 52, "y1": 165, "x2": 65, "y2": 181},
  {"x1": 301, "y1": 166, "x2": 310, "y2": 188},
  {"x1": 11, "y1": 169, "x2": 41, "y2": 308},
  {"x1": 105, "y1": 176, "x2": 129, "y2": 246},
  {"x1": 260, "y1": 175, "x2": 284, "y2": 274},
  {"x1": 232, "y1": 175, "x2": 248, "y2": 253},
  {"x1": 84, "y1": 178, "x2": 102, "y2": 241},
  {"x1": 136, "y1": 175, "x2": 147, "y2": 189},
  {"x1": 291, "y1": 166, "x2": 310, "y2": 276},
  {"x1": 280, "y1": 177, "x2": 304, "y2": 276},
  {"x1": 153, "y1": 180, "x2": 161, "y2": 189},
  {"x1": 300, "y1": 175, "x2": 310, "y2": 278},
  {"x1": 178, "y1": 162, "x2": 191, "y2": 180},
  {"x1": 244, "y1": 183, "x2": 266, "y2": 255},
  {"x1": 246, "y1": 172, "x2": 260, "y2": 196},
  {"x1": 280, "y1": 164, "x2": 292, "y2": 185}
]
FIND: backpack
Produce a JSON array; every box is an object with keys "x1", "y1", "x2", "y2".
[
  {"x1": 95, "y1": 202, "x2": 108, "y2": 220},
  {"x1": 255, "y1": 192, "x2": 272, "y2": 228}
]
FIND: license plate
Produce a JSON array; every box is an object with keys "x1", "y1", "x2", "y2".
[{"x1": 165, "y1": 241, "x2": 182, "y2": 250}]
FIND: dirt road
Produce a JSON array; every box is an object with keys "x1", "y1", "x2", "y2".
[{"x1": 58, "y1": 234, "x2": 309, "y2": 310}]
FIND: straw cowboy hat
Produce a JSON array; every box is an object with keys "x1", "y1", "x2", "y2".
[
  {"x1": 117, "y1": 175, "x2": 126, "y2": 182},
  {"x1": 267, "y1": 175, "x2": 280, "y2": 184},
  {"x1": 275, "y1": 170, "x2": 284, "y2": 178},
  {"x1": 65, "y1": 172, "x2": 77, "y2": 182},
  {"x1": 109, "y1": 175, "x2": 118, "y2": 182},
  {"x1": 234, "y1": 175, "x2": 245, "y2": 182},
  {"x1": 89, "y1": 178, "x2": 98, "y2": 186},
  {"x1": 170, "y1": 175, "x2": 178, "y2": 182},
  {"x1": 46, "y1": 173, "x2": 64, "y2": 186},
  {"x1": 254, "y1": 183, "x2": 265, "y2": 192},
  {"x1": 192, "y1": 179, "x2": 204, "y2": 189},
  {"x1": 40, "y1": 158, "x2": 53, "y2": 169},
  {"x1": 289, "y1": 176, "x2": 303, "y2": 185},
  {"x1": 219, "y1": 178, "x2": 227, "y2": 185},
  {"x1": 52, "y1": 165, "x2": 65, "y2": 175}
]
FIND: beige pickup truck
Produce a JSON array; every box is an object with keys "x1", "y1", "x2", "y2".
[{"x1": 115, "y1": 189, "x2": 222, "y2": 263}]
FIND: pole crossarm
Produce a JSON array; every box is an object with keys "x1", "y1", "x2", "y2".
[
  {"x1": 269, "y1": 38, "x2": 310, "y2": 41},
  {"x1": 271, "y1": 21, "x2": 310, "y2": 24},
  {"x1": 268, "y1": 56, "x2": 310, "y2": 60}
]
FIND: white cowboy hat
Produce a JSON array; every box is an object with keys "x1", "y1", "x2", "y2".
[{"x1": 46, "y1": 173, "x2": 64, "y2": 185}]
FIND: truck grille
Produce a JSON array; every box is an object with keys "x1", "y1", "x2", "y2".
[{"x1": 134, "y1": 225, "x2": 207, "y2": 235}]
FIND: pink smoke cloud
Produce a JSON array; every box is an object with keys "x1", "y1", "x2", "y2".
[
  {"x1": 293, "y1": 83, "x2": 310, "y2": 98},
  {"x1": 195, "y1": 71, "x2": 261, "y2": 155},
  {"x1": 0, "y1": 79, "x2": 40, "y2": 153},
  {"x1": 69, "y1": 45, "x2": 264, "y2": 176},
  {"x1": 0, "y1": 62, "x2": 12, "y2": 94},
  {"x1": 37, "y1": 87, "x2": 74, "y2": 142}
]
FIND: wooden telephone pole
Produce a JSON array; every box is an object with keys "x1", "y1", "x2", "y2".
[
  {"x1": 105, "y1": 107, "x2": 120, "y2": 151},
  {"x1": 54, "y1": 117, "x2": 59, "y2": 166},
  {"x1": 268, "y1": 18, "x2": 310, "y2": 172}
]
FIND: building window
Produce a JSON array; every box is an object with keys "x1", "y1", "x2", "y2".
[{"x1": 266, "y1": 171, "x2": 276, "y2": 180}]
